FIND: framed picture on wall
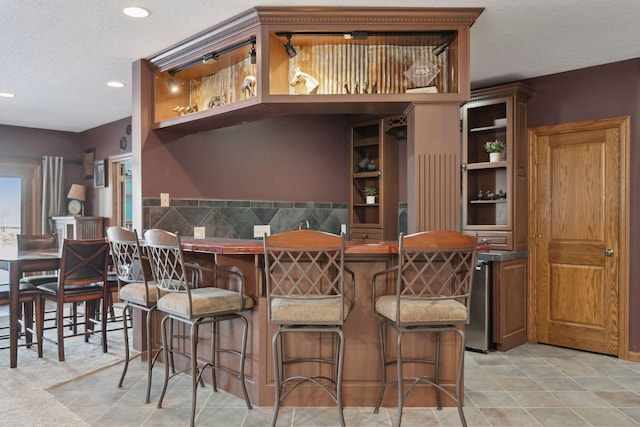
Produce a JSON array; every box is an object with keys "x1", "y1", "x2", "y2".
[
  {"x1": 94, "y1": 159, "x2": 107, "y2": 188},
  {"x1": 84, "y1": 148, "x2": 95, "y2": 179}
]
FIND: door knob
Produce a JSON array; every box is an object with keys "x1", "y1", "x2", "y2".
[{"x1": 604, "y1": 248, "x2": 614, "y2": 257}]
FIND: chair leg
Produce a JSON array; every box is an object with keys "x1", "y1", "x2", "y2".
[
  {"x1": 237, "y1": 315, "x2": 252, "y2": 409},
  {"x1": 117, "y1": 304, "x2": 131, "y2": 388},
  {"x1": 335, "y1": 328, "x2": 346, "y2": 427},
  {"x1": 374, "y1": 319, "x2": 387, "y2": 413},
  {"x1": 35, "y1": 296, "x2": 43, "y2": 358},
  {"x1": 396, "y1": 330, "x2": 404, "y2": 427},
  {"x1": 210, "y1": 321, "x2": 218, "y2": 392},
  {"x1": 101, "y1": 295, "x2": 108, "y2": 353},
  {"x1": 270, "y1": 328, "x2": 283, "y2": 427},
  {"x1": 435, "y1": 331, "x2": 442, "y2": 410},
  {"x1": 23, "y1": 302, "x2": 34, "y2": 347},
  {"x1": 157, "y1": 315, "x2": 171, "y2": 409},
  {"x1": 146, "y1": 308, "x2": 156, "y2": 404},
  {"x1": 57, "y1": 300, "x2": 66, "y2": 362},
  {"x1": 455, "y1": 328, "x2": 467, "y2": 427},
  {"x1": 190, "y1": 322, "x2": 199, "y2": 427}
]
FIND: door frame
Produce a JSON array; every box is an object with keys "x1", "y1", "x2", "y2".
[
  {"x1": 527, "y1": 116, "x2": 630, "y2": 359},
  {"x1": 109, "y1": 153, "x2": 132, "y2": 228}
]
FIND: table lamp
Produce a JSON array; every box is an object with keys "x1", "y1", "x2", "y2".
[{"x1": 67, "y1": 184, "x2": 86, "y2": 216}]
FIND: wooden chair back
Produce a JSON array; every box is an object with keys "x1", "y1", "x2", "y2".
[
  {"x1": 58, "y1": 239, "x2": 110, "y2": 288},
  {"x1": 17, "y1": 234, "x2": 58, "y2": 251}
]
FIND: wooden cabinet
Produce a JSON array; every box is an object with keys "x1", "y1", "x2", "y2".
[
  {"x1": 461, "y1": 83, "x2": 533, "y2": 250},
  {"x1": 491, "y1": 257, "x2": 528, "y2": 351},
  {"x1": 147, "y1": 7, "x2": 482, "y2": 133},
  {"x1": 349, "y1": 117, "x2": 400, "y2": 242},
  {"x1": 51, "y1": 216, "x2": 104, "y2": 247}
]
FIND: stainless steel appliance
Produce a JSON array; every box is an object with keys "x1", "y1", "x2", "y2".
[{"x1": 466, "y1": 260, "x2": 494, "y2": 352}]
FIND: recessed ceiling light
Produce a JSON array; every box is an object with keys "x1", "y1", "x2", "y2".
[
  {"x1": 122, "y1": 6, "x2": 150, "y2": 18},
  {"x1": 0, "y1": 92, "x2": 16, "y2": 98},
  {"x1": 107, "y1": 81, "x2": 125, "y2": 88}
]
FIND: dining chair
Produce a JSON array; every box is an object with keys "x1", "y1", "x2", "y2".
[
  {"x1": 17, "y1": 234, "x2": 59, "y2": 288},
  {"x1": 144, "y1": 229, "x2": 253, "y2": 427},
  {"x1": 0, "y1": 282, "x2": 43, "y2": 357},
  {"x1": 37, "y1": 238, "x2": 110, "y2": 361},
  {"x1": 107, "y1": 226, "x2": 161, "y2": 403},
  {"x1": 371, "y1": 230, "x2": 477, "y2": 427},
  {"x1": 0, "y1": 234, "x2": 60, "y2": 353},
  {"x1": 263, "y1": 230, "x2": 355, "y2": 427}
]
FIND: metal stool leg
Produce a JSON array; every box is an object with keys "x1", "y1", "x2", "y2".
[
  {"x1": 373, "y1": 319, "x2": 387, "y2": 413},
  {"x1": 270, "y1": 328, "x2": 283, "y2": 427},
  {"x1": 117, "y1": 303, "x2": 131, "y2": 388}
]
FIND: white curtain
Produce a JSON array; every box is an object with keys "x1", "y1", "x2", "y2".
[{"x1": 42, "y1": 156, "x2": 65, "y2": 233}]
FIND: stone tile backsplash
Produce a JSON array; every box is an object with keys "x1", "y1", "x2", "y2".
[{"x1": 144, "y1": 198, "x2": 408, "y2": 239}]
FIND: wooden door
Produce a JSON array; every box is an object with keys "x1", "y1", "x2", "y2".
[{"x1": 529, "y1": 117, "x2": 629, "y2": 356}]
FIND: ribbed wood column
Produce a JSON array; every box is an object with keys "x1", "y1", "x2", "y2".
[{"x1": 405, "y1": 102, "x2": 462, "y2": 233}]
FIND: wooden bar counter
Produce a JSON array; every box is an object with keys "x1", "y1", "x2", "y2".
[{"x1": 144, "y1": 237, "x2": 464, "y2": 408}]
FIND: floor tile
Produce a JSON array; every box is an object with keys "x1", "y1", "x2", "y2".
[{"x1": 45, "y1": 344, "x2": 640, "y2": 426}]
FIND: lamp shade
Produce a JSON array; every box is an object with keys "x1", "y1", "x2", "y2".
[{"x1": 67, "y1": 184, "x2": 86, "y2": 201}]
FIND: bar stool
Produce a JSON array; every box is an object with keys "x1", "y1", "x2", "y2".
[
  {"x1": 106, "y1": 226, "x2": 161, "y2": 403},
  {"x1": 144, "y1": 229, "x2": 253, "y2": 427},
  {"x1": 371, "y1": 230, "x2": 477, "y2": 427},
  {"x1": 263, "y1": 230, "x2": 354, "y2": 427}
]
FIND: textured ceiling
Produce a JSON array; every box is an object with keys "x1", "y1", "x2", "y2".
[{"x1": 1, "y1": 0, "x2": 639, "y2": 132}]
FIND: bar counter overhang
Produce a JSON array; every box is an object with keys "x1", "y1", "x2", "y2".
[{"x1": 138, "y1": 237, "x2": 465, "y2": 408}]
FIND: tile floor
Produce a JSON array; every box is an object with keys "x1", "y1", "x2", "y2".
[{"x1": 47, "y1": 343, "x2": 640, "y2": 426}]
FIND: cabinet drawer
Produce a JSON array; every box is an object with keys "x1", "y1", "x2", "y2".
[
  {"x1": 473, "y1": 231, "x2": 512, "y2": 250},
  {"x1": 349, "y1": 228, "x2": 382, "y2": 242}
]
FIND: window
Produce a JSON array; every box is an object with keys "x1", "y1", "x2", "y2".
[{"x1": 0, "y1": 177, "x2": 21, "y2": 247}]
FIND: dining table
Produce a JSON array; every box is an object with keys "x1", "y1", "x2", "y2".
[{"x1": 0, "y1": 247, "x2": 60, "y2": 368}]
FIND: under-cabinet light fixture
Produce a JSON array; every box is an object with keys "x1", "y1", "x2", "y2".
[
  {"x1": 284, "y1": 34, "x2": 297, "y2": 58},
  {"x1": 433, "y1": 39, "x2": 450, "y2": 57},
  {"x1": 169, "y1": 37, "x2": 257, "y2": 74},
  {"x1": 249, "y1": 42, "x2": 256, "y2": 64}
]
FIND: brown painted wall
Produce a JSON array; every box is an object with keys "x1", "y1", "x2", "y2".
[
  {"x1": 522, "y1": 58, "x2": 640, "y2": 351},
  {"x1": 0, "y1": 124, "x2": 83, "y2": 185},
  {"x1": 142, "y1": 114, "x2": 349, "y2": 202}
]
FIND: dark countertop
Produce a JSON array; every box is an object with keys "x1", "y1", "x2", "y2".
[
  {"x1": 477, "y1": 250, "x2": 528, "y2": 262},
  {"x1": 180, "y1": 237, "x2": 399, "y2": 255}
]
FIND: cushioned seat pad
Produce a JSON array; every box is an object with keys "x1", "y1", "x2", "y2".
[
  {"x1": 375, "y1": 295, "x2": 467, "y2": 323},
  {"x1": 158, "y1": 287, "x2": 254, "y2": 318},
  {"x1": 119, "y1": 281, "x2": 158, "y2": 305},
  {"x1": 37, "y1": 282, "x2": 103, "y2": 296},
  {"x1": 0, "y1": 282, "x2": 40, "y2": 297},
  {"x1": 20, "y1": 274, "x2": 59, "y2": 287},
  {"x1": 270, "y1": 296, "x2": 352, "y2": 323}
]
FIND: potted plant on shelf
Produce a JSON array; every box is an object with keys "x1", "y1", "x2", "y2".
[
  {"x1": 484, "y1": 140, "x2": 506, "y2": 162},
  {"x1": 363, "y1": 186, "x2": 378, "y2": 204}
]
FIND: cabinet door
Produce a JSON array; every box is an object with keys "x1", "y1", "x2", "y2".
[
  {"x1": 462, "y1": 97, "x2": 511, "y2": 234},
  {"x1": 492, "y1": 258, "x2": 527, "y2": 351}
]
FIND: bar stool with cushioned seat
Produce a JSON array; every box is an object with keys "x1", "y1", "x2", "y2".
[
  {"x1": 107, "y1": 226, "x2": 160, "y2": 403},
  {"x1": 371, "y1": 230, "x2": 477, "y2": 427},
  {"x1": 263, "y1": 230, "x2": 355, "y2": 427},
  {"x1": 144, "y1": 229, "x2": 253, "y2": 427}
]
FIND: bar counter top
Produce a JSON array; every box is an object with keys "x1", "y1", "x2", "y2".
[{"x1": 180, "y1": 237, "x2": 400, "y2": 255}]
